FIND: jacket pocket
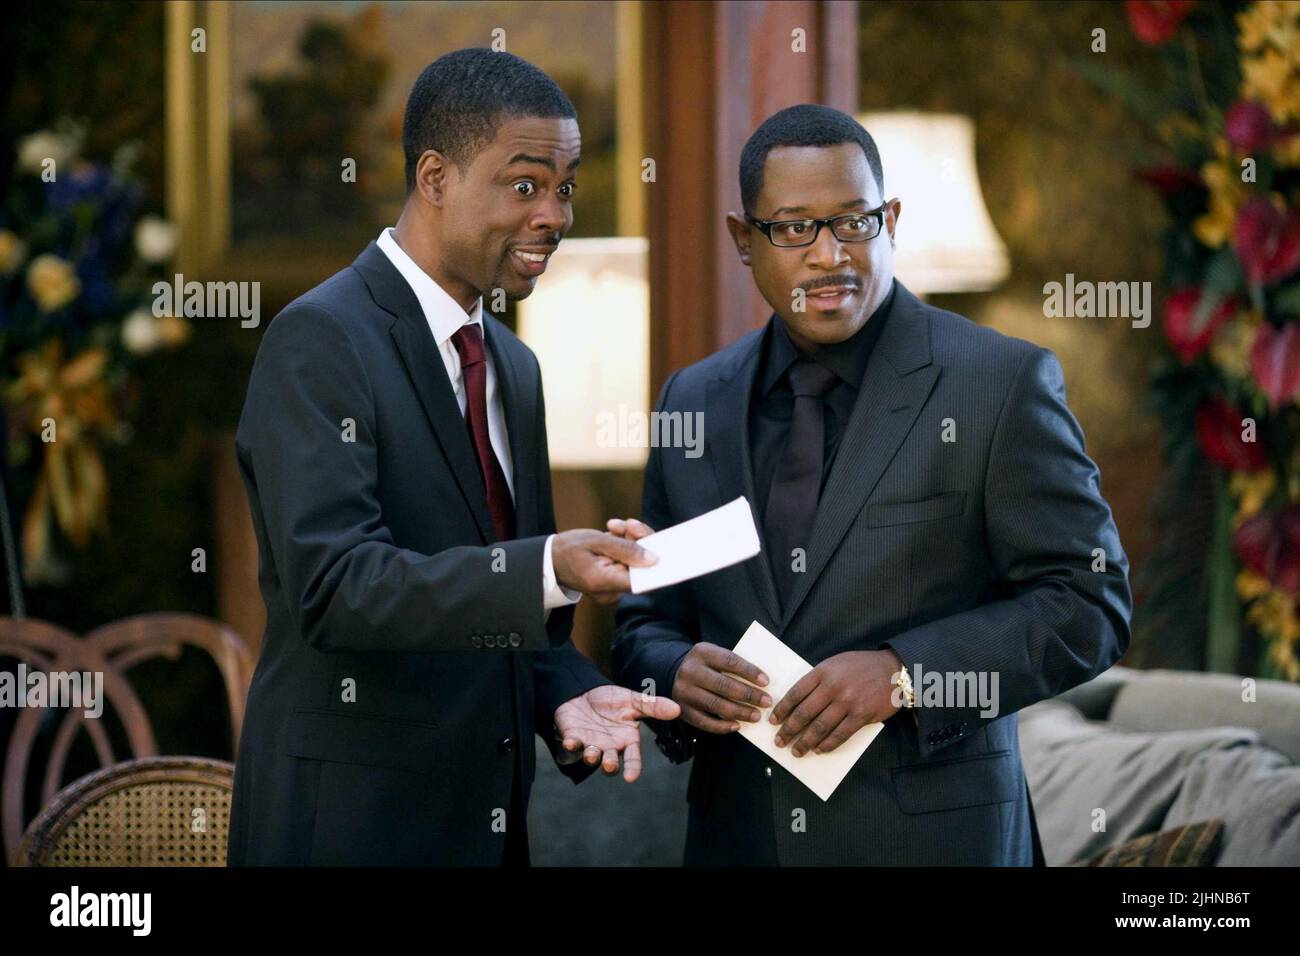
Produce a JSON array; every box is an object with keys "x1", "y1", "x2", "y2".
[
  {"x1": 866, "y1": 490, "x2": 967, "y2": 528},
  {"x1": 891, "y1": 749, "x2": 1020, "y2": 814},
  {"x1": 286, "y1": 708, "x2": 438, "y2": 774}
]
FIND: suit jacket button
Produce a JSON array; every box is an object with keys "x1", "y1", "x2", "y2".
[
  {"x1": 764, "y1": 766, "x2": 773, "y2": 778},
  {"x1": 497, "y1": 633, "x2": 508, "y2": 646},
  {"x1": 498, "y1": 736, "x2": 515, "y2": 754},
  {"x1": 509, "y1": 632, "x2": 522, "y2": 647},
  {"x1": 471, "y1": 635, "x2": 483, "y2": 648}
]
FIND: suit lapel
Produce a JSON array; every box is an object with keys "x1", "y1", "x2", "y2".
[
  {"x1": 707, "y1": 328, "x2": 782, "y2": 628},
  {"x1": 483, "y1": 316, "x2": 539, "y2": 537},
  {"x1": 779, "y1": 283, "x2": 941, "y2": 631},
  {"x1": 352, "y1": 241, "x2": 494, "y2": 543}
]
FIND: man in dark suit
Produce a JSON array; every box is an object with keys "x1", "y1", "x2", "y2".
[
  {"x1": 611, "y1": 105, "x2": 1132, "y2": 865},
  {"x1": 228, "y1": 49, "x2": 677, "y2": 867}
]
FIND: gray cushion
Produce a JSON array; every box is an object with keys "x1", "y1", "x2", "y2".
[
  {"x1": 1051, "y1": 665, "x2": 1140, "y2": 720},
  {"x1": 1162, "y1": 743, "x2": 1300, "y2": 866},
  {"x1": 1108, "y1": 669, "x2": 1300, "y2": 764},
  {"x1": 1019, "y1": 699, "x2": 1258, "y2": 866}
]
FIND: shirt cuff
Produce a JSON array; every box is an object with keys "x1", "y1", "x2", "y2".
[{"x1": 542, "y1": 533, "x2": 582, "y2": 610}]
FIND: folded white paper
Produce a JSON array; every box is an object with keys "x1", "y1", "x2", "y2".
[
  {"x1": 629, "y1": 496, "x2": 761, "y2": 594},
  {"x1": 731, "y1": 621, "x2": 885, "y2": 801}
]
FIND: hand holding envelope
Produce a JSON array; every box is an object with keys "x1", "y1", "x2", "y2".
[
  {"x1": 556, "y1": 497, "x2": 761, "y2": 604},
  {"x1": 608, "y1": 501, "x2": 895, "y2": 800},
  {"x1": 550, "y1": 528, "x2": 659, "y2": 604},
  {"x1": 734, "y1": 622, "x2": 890, "y2": 801}
]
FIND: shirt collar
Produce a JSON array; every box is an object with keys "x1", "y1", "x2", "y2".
[
  {"x1": 760, "y1": 276, "x2": 897, "y2": 397},
  {"x1": 376, "y1": 226, "x2": 483, "y2": 347}
]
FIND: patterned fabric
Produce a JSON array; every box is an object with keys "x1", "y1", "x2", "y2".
[{"x1": 1076, "y1": 819, "x2": 1224, "y2": 867}]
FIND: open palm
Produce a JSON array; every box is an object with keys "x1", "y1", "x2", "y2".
[{"x1": 554, "y1": 685, "x2": 681, "y2": 782}]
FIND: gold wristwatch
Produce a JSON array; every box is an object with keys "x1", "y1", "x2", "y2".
[{"x1": 892, "y1": 663, "x2": 916, "y2": 708}]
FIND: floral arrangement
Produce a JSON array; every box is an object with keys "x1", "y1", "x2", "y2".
[
  {"x1": 1092, "y1": 1, "x2": 1300, "y2": 679},
  {"x1": 0, "y1": 120, "x2": 190, "y2": 586}
]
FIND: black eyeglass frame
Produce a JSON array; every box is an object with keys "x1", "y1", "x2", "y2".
[{"x1": 744, "y1": 202, "x2": 892, "y2": 247}]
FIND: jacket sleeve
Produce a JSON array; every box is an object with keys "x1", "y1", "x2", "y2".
[
  {"x1": 610, "y1": 371, "x2": 701, "y2": 764},
  {"x1": 528, "y1": 366, "x2": 611, "y2": 782},
  {"x1": 883, "y1": 347, "x2": 1132, "y2": 757},
  {"x1": 236, "y1": 303, "x2": 555, "y2": 654}
]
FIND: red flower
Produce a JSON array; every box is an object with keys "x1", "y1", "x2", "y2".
[
  {"x1": 1234, "y1": 198, "x2": 1300, "y2": 286},
  {"x1": 1163, "y1": 288, "x2": 1237, "y2": 363},
  {"x1": 1250, "y1": 321, "x2": 1300, "y2": 408},
  {"x1": 1136, "y1": 164, "x2": 1204, "y2": 197},
  {"x1": 1226, "y1": 100, "x2": 1280, "y2": 153},
  {"x1": 1233, "y1": 506, "x2": 1300, "y2": 595},
  {"x1": 1126, "y1": 0, "x2": 1195, "y2": 45},
  {"x1": 1195, "y1": 394, "x2": 1270, "y2": 471}
]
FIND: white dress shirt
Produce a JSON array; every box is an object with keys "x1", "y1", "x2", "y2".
[{"x1": 376, "y1": 227, "x2": 578, "y2": 611}]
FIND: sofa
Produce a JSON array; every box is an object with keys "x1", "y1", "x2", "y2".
[{"x1": 1020, "y1": 665, "x2": 1300, "y2": 866}]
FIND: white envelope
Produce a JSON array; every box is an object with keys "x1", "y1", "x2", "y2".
[
  {"x1": 731, "y1": 621, "x2": 884, "y2": 801},
  {"x1": 628, "y1": 496, "x2": 761, "y2": 594}
]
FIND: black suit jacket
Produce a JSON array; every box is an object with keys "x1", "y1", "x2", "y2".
[
  {"x1": 227, "y1": 241, "x2": 606, "y2": 866},
  {"x1": 612, "y1": 281, "x2": 1132, "y2": 865}
]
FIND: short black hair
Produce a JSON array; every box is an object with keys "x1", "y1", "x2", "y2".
[
  {"x1": 402, "y1": 48, "x2": 577, "y2": 193},
  {"x1": 739, "y1": 104, "x2": 884, "y2": 214}
]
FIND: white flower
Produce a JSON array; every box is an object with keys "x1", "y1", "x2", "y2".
[
  {"x1": 26, "y1": 254, "x2": 80, "y2": 312},
  {"x1": 122, "y1": 309, "x2": 162, "y2": 354},
  {"x1": 17, "y1": 131, "x2": 77, "y2": 175},
  {"x1": 134, "y1": 216, "x2": 177, "y2": 264}
]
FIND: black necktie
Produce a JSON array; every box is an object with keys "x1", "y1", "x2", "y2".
[{"x1": 764, "y1": 359, "x2": 838, "y2": 608}]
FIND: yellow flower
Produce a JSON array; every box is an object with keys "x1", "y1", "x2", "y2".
[
  {"x1": 1230, "y1": 469, "x2": 1277, "y2": 523},
  {"x1": 1238, "y1": 1, "x2": 1300, "y2": 54},
  {"x1": 1194, "y1": 159, "x2": 1250, "y2": 247},
  {"x1": 1267, "y1": 637, "x2": 1300, "y2": 681},
  {"x1": 1238, "y1": 568, "x2": 1275, "y2": 601},
  {"x1": 25, "y1": 254, "x2": 80, "y2": 312},
  {"x1": 1242, "y1": 46, "x2": 1299, "y2": 123},
  {"x1": 1210, "y1": 311, "x2": 1261, "y2": 379},
  {"x1": 1238, "y1": 2, "x2": 1274, "y2": 53},
  {"x1": 1275, "y1": 132, "x2": 1300, "y2": 167},
  {"x1": 1245, "y1": 589, "x2": 1300, "y2": 646},
  {"x1": 0, "y1": 230, "x2": 26, "y2": 275}
]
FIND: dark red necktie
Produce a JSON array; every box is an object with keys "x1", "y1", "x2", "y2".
[{"x1": 451, "y1": 324, "x2": 516, "y2": 542}]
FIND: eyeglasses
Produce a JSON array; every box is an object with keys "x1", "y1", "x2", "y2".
[{"x1": 745, "y1": 203, "x2": 890, "y2": 248}]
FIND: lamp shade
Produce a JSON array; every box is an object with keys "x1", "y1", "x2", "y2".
[
  {"x1": 517, "y1": 236, "x2": 649, "y2": 468},
  {"x1": 858, "y1": 111, "x2": 1009, "y2": 294}
]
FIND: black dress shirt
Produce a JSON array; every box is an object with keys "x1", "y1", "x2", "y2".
[{"x1": 750, "y1": 278, "x2": 897, "y2": 527}]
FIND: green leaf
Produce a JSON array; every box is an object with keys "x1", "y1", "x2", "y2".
[
  {"x1": 1192, "y1": 290, "x2": 1227, "y2": 336},
  {"x1": 1202, "y1": 246, "x2": 1244, "y2": 295},
  {"x1": 1274, "y1": 282, "x2": 1300, "y2": 317},
  {"x1": 1206, "y1": 471, "x2": 1242, "y2": 674}
]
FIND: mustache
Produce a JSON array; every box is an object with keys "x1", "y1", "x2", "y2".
[{"x1": 799, "y1": 274, "x2": 862, "y2": 293}]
